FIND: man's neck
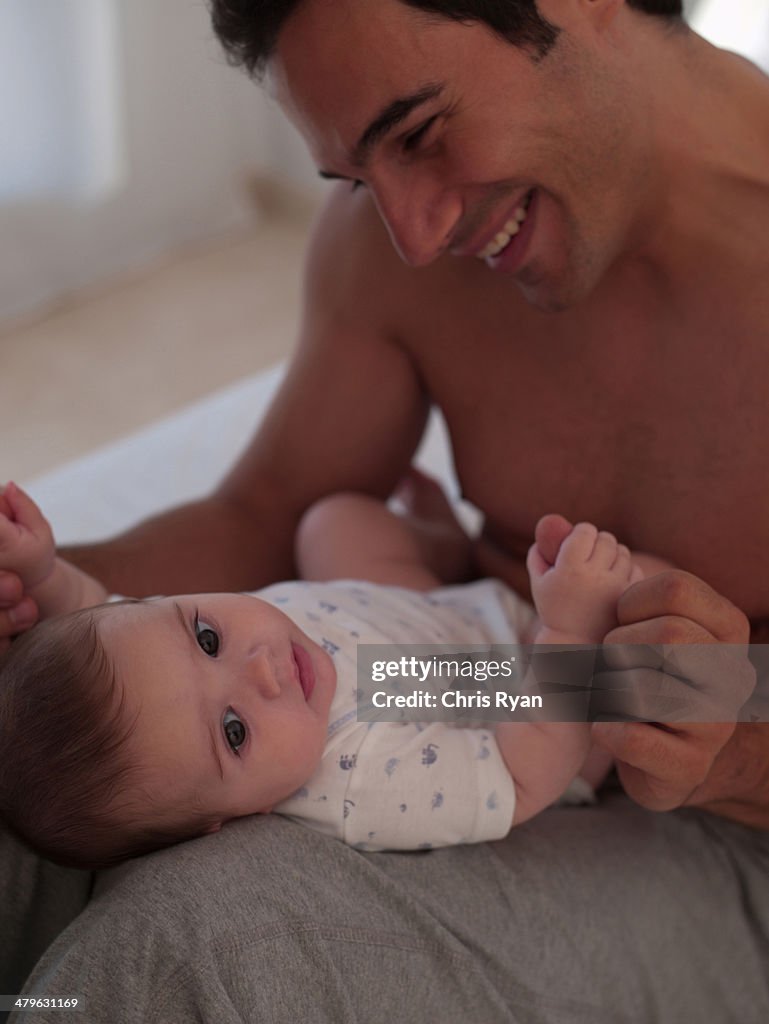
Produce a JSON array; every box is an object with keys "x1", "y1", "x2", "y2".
[{"x1": 623, "y1": 30, "x2": 769, "y2": 290}]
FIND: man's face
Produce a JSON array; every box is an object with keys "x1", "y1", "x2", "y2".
[
  {"x1": 99, "y1": 594, "x2": 337, "y2": 825},
  {"x1": 271, "y1": 0, "x2": 651, "y2": 311}
]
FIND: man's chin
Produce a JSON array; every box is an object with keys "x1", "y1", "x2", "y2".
[
  {"x1": 516, "y1": 276, "x2": 577, "y2": 315},
  {"x1": 516, "y1": 261, "x2": 600, "y2": 314}
]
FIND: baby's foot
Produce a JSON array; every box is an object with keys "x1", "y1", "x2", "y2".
[
  {"x1": 527, "y1": 517, "x2": 643, "y2": 644},
  {"x1": 392, "y1": 467, "x2": 458, "y2": 523},
  {"x1": 391, "y1": 468, "x2": 471, "y2": 581}
]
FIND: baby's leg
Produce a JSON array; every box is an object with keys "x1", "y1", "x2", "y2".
[
  {"x1": 296, "y1": 475, "x2": 471, "y2": 590},
  {"x1": 389, "y1": 468, "x2": 473, "y2": 583}
]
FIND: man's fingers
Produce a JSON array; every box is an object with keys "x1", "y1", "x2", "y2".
[
  {"x1": 616, "y1": 571, "x2": 750, "y2": 643},
  {"x1": 593, "y1": 644, "x2": 755, "y2": 722},
  {"x1": 590, "y1": 664, "x2": 706, "y2": 721},
  {"x1": 606, "y1": 614, "x2": 716, "y2": 646},
  {"x1": 592, "y1": 571, "x2": 756, "y2": 815},
  {"x1": 591, "y1": 721, "x2": 734, "y2": 810},
  {"x1": 0, "y1": 597, "x2": 39, "y2": 640},
  {"x1": 0, "y1": 570, "x2": 24, "y2": 608}
]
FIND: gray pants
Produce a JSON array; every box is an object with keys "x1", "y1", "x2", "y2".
[{"x1": 3, "y1": 790, "x2": 769, "y2": 1023}]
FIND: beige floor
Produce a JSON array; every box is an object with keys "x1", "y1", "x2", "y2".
[{"x1": 1, "y1": 206, "x2": 315, "y2": 483}]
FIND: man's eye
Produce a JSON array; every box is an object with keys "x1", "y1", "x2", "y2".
[
  {"x1": 403, "y1": 116, "x2": 437, "y2": 153},
  {"x1": 195, "y1": 616, "x2": 220, "y2": 657},
  {"x1": 223, "y1": 709, "x2": 246, "y2": 754}
]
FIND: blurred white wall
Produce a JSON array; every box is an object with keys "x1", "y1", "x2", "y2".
[{"x1": 0, "y1": 0, "x2": 320, "y2": 324}]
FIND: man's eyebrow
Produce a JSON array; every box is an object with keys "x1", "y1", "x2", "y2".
[
  {"x1": 355, "y1": 83, "x2": 444, "y2": 163},
  {"x1": 173, "y1": 602, "x2": 225, "y2": 782},
  {"x1": 320, "y1": 82, "x2": 445, "y2": 178}
]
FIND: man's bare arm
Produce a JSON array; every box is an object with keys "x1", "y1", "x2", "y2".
[{"x1": 53, "y1": 186, "x2": 430, "y2": 597}]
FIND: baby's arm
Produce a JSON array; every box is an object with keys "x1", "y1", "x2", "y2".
[
  {"x1": 495, "y1": 721, "x2": 594, "y2": 826},
  {"x1": 296, "y1": 476, "x2": 472, "y2": 591},
  {"x1": 0, "y1": 482, "x2": 108, "y2": 618}
]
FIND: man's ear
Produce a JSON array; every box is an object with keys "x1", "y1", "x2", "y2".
[
  {"x1": 583, "y1": 0, "x2": 624, "y2": 31},
  {"x1": 538, "y1": 0, "x2": 623, "y2": 34}
]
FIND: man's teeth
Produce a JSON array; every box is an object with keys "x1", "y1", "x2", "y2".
[{"x1": 478, "y1": 204, "x2": 529, "y2": 261}]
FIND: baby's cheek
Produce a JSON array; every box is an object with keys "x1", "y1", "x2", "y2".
[
  {"x1": 309, "y1": 736, "x2": 326, "y2": 773},
  {"x1": 280, "y1": 734, "x2": 324, "y2": 792}
]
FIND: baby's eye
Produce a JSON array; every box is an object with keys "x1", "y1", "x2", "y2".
[
  {"x1": 223, "y1": 709, "x2": 246, "y2": 754},
  {"x1": 195, "y1": 616, "x2": 220, "y2": 657}
]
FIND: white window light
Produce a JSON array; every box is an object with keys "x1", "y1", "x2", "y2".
[
  {"x1": 0, "y1": 0, "x2": 125, "y2": 204},
  {"x1": 690, "y1": 0, "x2": 769, "y2": 71}
]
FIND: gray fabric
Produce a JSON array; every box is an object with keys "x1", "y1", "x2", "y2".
[
  {"x1": 7, "y1": 790, "x2": 769, "y2": 1023},
  {"x1": 0, "y1": 829, "x2": 92, "y2": 1020}
]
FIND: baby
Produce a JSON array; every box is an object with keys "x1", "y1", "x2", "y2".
[{"x1": 0, "y1": 477, "x2": 655, "y2": 869}]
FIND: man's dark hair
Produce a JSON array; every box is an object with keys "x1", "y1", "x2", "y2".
[{"x1": 210, "y1": 0, "x2": 684, "y2": 80}]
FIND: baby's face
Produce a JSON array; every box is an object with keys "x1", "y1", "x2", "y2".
[{"x1": 98, "y1": 594, "x2": 337, "y2": 825}]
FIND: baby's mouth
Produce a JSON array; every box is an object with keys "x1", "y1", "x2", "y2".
[{"x1": 291, "y1": 643, "x2": 316, "y2": 701}]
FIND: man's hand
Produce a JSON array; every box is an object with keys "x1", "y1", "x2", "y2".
[{"x1": 589, "y1": 571, "x2": 762, "y2": 824}]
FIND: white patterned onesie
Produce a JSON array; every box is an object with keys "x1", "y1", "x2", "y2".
[{"x1": 257, "y1": 578, "x2": 536, "y2": 851}]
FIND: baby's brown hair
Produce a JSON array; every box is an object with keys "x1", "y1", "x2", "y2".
[{"x1": 0, "y1": 606, "x2": 220, "y2": 870}]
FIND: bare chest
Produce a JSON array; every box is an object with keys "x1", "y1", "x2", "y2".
[{"x1": 405, "y1": 277, "x2": 769, "y2": 614}]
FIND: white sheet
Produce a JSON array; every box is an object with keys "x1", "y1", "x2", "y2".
[{"x1": 23, "y1": 362, "x2": 468, "y2": 545}]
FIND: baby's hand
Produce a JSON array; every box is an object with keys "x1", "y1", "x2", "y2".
[
  {"x1": 528, "y1": 520, "x2": 642, "y2": 644},
  {"x1": 0, "y1": 482, "x2": 56, "y2": 590}
]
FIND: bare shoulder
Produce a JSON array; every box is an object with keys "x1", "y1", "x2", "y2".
[
  {"x1": 308, "y1": 183, "x2": 402, "y2": 276},
  {"x1": 222, "y1": 186, "x2": 431, "y2": 508},
  {"x1": 304, "y1": 183, "x2": 420, "y2": 331}
]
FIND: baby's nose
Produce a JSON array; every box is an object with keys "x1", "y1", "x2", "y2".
[
  {"x1": 256, "y1": 669, "x2": 281, "y2": 700},
  {"x1": 249, "y1": 649, "x2": 281, "y2": 699}
]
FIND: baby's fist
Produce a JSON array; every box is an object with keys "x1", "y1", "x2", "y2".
[{"x1": 0, "y1": 482, "x2": 56, "y2": 589}]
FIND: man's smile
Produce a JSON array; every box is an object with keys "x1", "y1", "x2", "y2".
[{"x1": 452, "y1": 189, "x2": 536, "y2": 267}]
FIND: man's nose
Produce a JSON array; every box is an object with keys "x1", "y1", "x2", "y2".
[{"x1": 371, "y1": 170, "x2": 461, "y2": 268}]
